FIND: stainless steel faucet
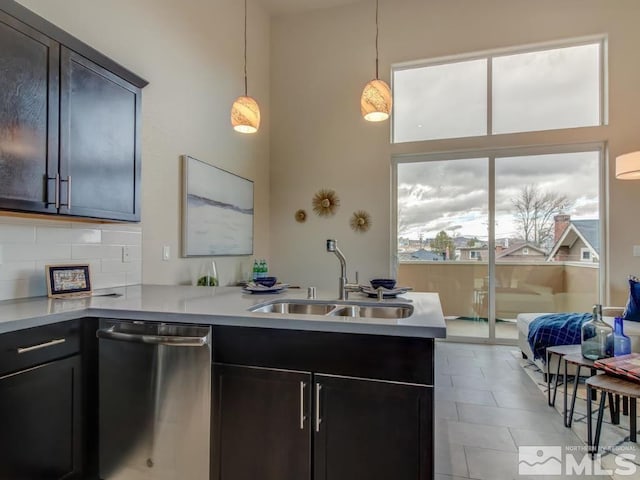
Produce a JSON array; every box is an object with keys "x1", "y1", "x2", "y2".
[{"x1": 326, "y1": 239, "x2": 360, "y2": 300}]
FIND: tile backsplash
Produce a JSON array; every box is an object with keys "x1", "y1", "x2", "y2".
[{"x1": 0, "y1": 217, "x2": 141, "y2": 301}]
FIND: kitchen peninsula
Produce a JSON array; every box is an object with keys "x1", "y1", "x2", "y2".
[{"x1": 0, "y1": 285, "x2": 445, "y2": 480}]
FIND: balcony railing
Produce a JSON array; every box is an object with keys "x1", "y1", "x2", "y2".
[{"x1": 398, "y1": 260, "x2": 598, "y2": 324}]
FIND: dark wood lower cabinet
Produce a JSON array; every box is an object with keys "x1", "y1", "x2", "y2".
[
  {"x1": 212, "y1": 363, "x2": 434, "y2": 480},
  {"x1": 212, "y1": 364, "x2": 312, "y2": 480},
  {"x1": 314, "y1": 374, "x2": 433, "y2": 480},
  {"x1": 0, "y1": 355, "x2": 82, "y2": 480}
]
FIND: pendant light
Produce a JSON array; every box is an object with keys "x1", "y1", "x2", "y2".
[
  {"x1": 361, "y1": 0, "x2": 392, "y2": 122},
  {"x1": 231, "y1": 0, "x2": 260, "y2": 133}
]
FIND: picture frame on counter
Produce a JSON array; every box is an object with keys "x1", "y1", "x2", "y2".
[
  {"x1": 181, "y1": 155, "x2": 254, "y2": 256},
  {"x1": 45, "y1": 264, "x2": 92, "y2": 298}
]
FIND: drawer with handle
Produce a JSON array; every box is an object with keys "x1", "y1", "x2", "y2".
[{"x1": 0, "y1": 320, "x2": 81, "y2": 376}]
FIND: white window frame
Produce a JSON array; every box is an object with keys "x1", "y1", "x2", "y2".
[
  {"x1": 391, "y1": 35, "x2": 608, "y2": 143},
  {"x1": 581, "y1": 247, "x2": 592, "y2": 261},
  {"x1": 522, "y1": 248, "x2": 529, "y2": 255},
  {"x1": 391, "y1": 142, "x2": 607, "y2": 342}
]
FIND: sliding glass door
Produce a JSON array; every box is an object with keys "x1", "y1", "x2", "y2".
[{"x1": 394, "y1": 145, "x2": 603, "y2": 343}]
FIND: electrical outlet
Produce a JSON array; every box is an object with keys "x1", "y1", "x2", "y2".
[
  {"x1": 122, "y1": 246, "x2": 131, "y2": 263},
  {"x1": 162, "y1": 245, "x2": 170, "y2": 261},
  {"x1": 634, "y1": 245, "x2": 640, "y2": 257}
]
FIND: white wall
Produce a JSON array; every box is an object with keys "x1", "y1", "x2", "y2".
[
  {"x1": 6, "y1": 0, "x2": 270, "y2": 297},
  {"x1": 270, "y1": 0, "x2": 640, "y2": 303}
]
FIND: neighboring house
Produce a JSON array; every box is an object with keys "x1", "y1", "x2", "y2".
[
  {"x1": 496, "y1": 242, "x2": 547, "y2": 263},
  {"x1": 458, "y1": 244, "x2": 488, "y2": 261},
  {"x1": 399, "y1": 248, "x2": 444, "y2": 261},
  {"x1": 547, "y1": 219, "x2": 600, "y2": 262}
]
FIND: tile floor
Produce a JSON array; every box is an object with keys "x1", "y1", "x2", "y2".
[{"x1": 434, "y1": 342, "x2": 614, "y2": 480}]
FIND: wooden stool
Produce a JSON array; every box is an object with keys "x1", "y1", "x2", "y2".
[
  {"x1": 563, "y1": 353, "x2": 618, "y2": 428},
  {"x1": 586, "y1": 374, "x2": 640, "y2": 458},
  {"x1": 546, "y1": 344, "x2": 581, "y2": 407}
]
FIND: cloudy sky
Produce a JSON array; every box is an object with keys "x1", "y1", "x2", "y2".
[
  {"x1": 394, "y1": 41, "x2": 601, "y2": 242},
  {"x1": 397, "y1": 151, "x2": 600, "y2": 241}
]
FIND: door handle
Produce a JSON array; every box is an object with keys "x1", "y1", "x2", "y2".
[
  {"x1": 60, "y1": 175, "x2": 71, "y2": 208},
  {"x1": 300, "y1": 381, "x2": 307, "y2": 430},
  {"x1": 96, "y1": 326, "x2": 209, "y2": 347},
  {"x1": 17, "y1": 337, "x2": 66, "y2": 354},
  {"x1": 315, "y1": 382, "x2": 322, "y2": 433}
]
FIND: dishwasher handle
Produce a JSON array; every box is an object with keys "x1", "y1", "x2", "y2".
[{"x1": 96, "y1": 326, "x2": 209, "y2": 347}]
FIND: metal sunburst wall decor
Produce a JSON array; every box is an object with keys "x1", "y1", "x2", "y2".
[
  {"x1": 312, "y1": 189, "x2": 340, "y2": 217},
  {"x1": 350, "y1": 210, "x2": 371, "y2": 233},
  {"x1": 294, "y1": 209, "x2": 307, "y2": 223}
]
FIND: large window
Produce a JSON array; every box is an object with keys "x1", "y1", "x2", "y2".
[
  {"x1": 395, "y1": 147, "x2": 603, "y2": 341},
  {"x1": 392, "y1": 39, "x2": 604, "y2": 143}
]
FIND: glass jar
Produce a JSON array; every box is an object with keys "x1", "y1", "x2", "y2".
[
  {"x1": 611, "y1": 317, "x2": 632, "y2": 356},
  {"x1": 581, "y1": 304, "x2": 613, "y2": 360},
  {"x1": 195, "y1": 261, "x2": 218, "y2": 286}
]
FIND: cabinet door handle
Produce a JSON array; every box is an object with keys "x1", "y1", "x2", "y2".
[
  {"x1": 300, "y1": 381, "x2": 307, "y2": 430},
  {"x1": 60, "y1": 175, "x2": 72, "y2": 208},
  {"x1": 17, "y1": 338, "x2": 66, "y2": 354},
  {"x1": 315, "y1": 382, "x2": 322, "y2": 433},
  {"x1": 55, "y1": 173, "x2": 60, "y2": 209}
]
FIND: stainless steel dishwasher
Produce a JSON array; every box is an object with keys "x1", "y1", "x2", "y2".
[{"x1": 97, "y1": 319, "x2": 212, "y2": 480}]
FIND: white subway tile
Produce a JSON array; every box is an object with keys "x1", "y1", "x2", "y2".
[
  {"x1": 0, "y1": 261, "x2": 37, "y2": 281},
  {"x1": 102, "y1": 245, "x2": 126, "y2": 260},
  {"x1": 101, "y1": 259, "x2": 140, "y2": 273},
  {"x1": 100, "y1": 223, "x2": 142, "y2": 232},
  {"x1": 4, "y1": 244, "x2": 71, "y2": 262},
  {"x1": 0, "y1": 278, "x2": 45, "y2": 301},
  {"x1": 36, "y1": 227, "x2": 73, "y2": 244},
  {"x1": 0, "y1": 225, "x2": 36, "y2": 243},
  {"x1": 102, "y1": 230, "x2": 142, "y2": 245},
  {"x1": 71, "y1": 245, "x2": 103, "y2": 260},
  {"x1": 126, "y1": 270, "x2": 142, "y2": 285},
  {"x1": 71, "y1": 229, "x2": 102, "y2": 244},
  {"x1": 92, "y1": 272, "x2": 127, "y2": 289}
]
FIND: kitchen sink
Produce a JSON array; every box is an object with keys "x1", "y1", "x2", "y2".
[
  {"x1": 249, "y1": 301, "x2": 338, "y2": 315},
  {"x1": 328, "y1": 305, "x2": 413, "y2": 319},
  {"x1": 249, "y1": 299, "x2": 413, "y2": 319}
]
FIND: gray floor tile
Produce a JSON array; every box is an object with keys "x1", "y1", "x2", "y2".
[
  {"x1": 436, "y1": 363, "x2": 485, "y2": 378},
  {"x1": 457, "y1": 403, "x2": 561, "y2": 432},
  {"x1": 436, "y1": 386, "x2": 497, "y2": 406},
  {"x1": 509, "y1": 427, "x2": 584, "y2": 447},
  {"x1": 435, "y1": 440, "x2": 469, "y2": 477},
  {"x1": 464, "y1": 446, "x2": 520, "y2": 479},
  {"x1": 436, "y1": 400, "x2": 459, "y2": 421},
  {"x1": 437, "y1": 373, "x2": 453, "y2": 387},
  {"x1": 492, "y1": 389, "x2": 555, "y2": 412},
  {"x1": 437, "y1": 420, "x2": 517, "y2": 452}
]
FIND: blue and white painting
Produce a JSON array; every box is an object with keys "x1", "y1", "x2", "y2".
[{"x1": 183, "y1": 156, "x2": 254, "y2": 256}]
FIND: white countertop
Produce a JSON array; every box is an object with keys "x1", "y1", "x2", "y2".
[{"x1": 0, "y1": 285, "x2": 447, "y2": 338}]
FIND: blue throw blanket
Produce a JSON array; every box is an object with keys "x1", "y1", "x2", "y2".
[{"x1": 527, "y1": 312, "x2": 592, "y2": 361}]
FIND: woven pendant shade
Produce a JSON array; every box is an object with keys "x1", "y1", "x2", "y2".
[
  {"x1": 361, "y1": 79, "x2": 392, "y2": 122},
  {"x1": 231, "y1": 95, "x2": 260, "y2": 134}
]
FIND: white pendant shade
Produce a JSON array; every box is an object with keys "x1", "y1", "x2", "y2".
[
  {"x1": 361, "y1": 79, "x2": 392, "y2": 122},
  {"x1": 616, "y1": 151, "x2": 640, "y2": 179},
  {"x1": 231, "y1": 95, "x2": 260, "y2": 134}
]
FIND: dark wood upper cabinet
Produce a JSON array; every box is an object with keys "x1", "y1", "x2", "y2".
[
  {"x1": 0, "y1": 0, "x2": 147, "y2": 221},
  {"x1": 0, "y1": 10, "x2": 58, "y2": 213},
  {"x1": 59, "y1": 48, "x2": 142, "y2": 221}
]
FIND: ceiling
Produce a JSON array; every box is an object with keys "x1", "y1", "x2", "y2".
[{"x1": 255, "y1": 0, "x2": 361, "y2": 16}]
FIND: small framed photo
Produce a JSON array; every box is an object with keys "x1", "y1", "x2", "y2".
[{"x1": 46, "y1": 264, "x2": 92, "y2": 298}]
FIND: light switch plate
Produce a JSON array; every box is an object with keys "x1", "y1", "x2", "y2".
[
  {"x1": 634, "y1": 246, "x2": 640, "y2": 257},
  {"x1": 162, "y1": 245, "x2": 170, "y2": 261},
  {"x1": 122, "y1": 246, "x2": 131, "y2": 263}
]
